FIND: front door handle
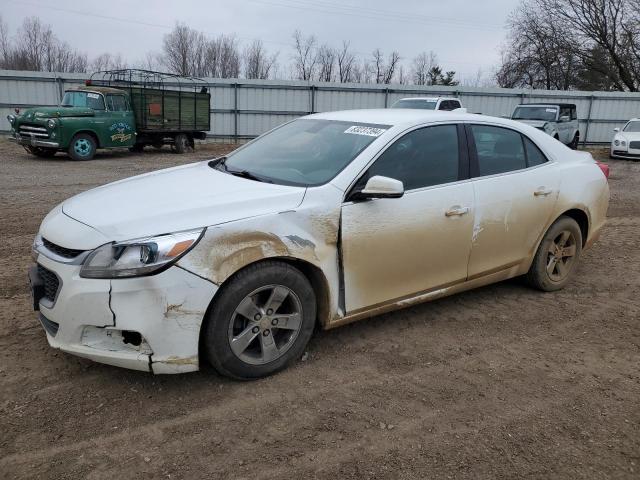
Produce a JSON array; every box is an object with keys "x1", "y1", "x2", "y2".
[
  {"x1": 534, "y1": 187, "x2": 553, "y2": 197},
  {"x1": 445, "y1": 206, "x2": 470, "y2": 217}
]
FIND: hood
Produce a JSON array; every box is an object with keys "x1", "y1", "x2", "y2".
[
  {"x1": 19, "y1": 106, "x2": 95, "y2": 120},
  {"x1": 513, "y1": 119, "x2": 548, "y2": 128},
  {"x1": 62, "y1": 161, "x2": 307, "y2": 241},
  {"x1": 614, "y1": 131, "x2": 640, "y2": 142}
]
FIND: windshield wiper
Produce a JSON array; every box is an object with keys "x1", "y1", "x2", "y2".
[
  {"x1": 208, "y1": 157, "x2": 270, "y2": 183},
  {"x1": 226, "y1": 168, "x2": 271, "y2": 183}
]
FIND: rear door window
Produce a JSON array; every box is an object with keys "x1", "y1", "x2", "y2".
[
  {"x1": 470, "y1": 125, "x2": 526, "y2": 176},
  {"x1": 106, "y1": 95, "x2": 128, "y2": 111},
  {"x1": 523, "y1": 137, "x2": 548, "y2": 167}
]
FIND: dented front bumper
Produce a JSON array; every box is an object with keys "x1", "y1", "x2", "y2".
[{"x1": 32, "y1": 253, "x2": 217, "y2": 374}]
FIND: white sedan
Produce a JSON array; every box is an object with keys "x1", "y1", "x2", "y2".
[
  {"x1": 611, "y1": 118, "x2": 640, "y2": 159},
  {"x1": 30, "y1": 110, "x2": 610, "y2": 379}
]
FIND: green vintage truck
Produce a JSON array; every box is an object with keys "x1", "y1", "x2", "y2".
[{"x1": 7, "y1": 69, "x2": 211, "y2": 160}]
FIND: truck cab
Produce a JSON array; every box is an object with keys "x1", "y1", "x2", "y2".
[{"x1": 511, "y1": 103, "x2": 580, "y2": 149}]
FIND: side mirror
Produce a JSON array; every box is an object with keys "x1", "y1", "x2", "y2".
[
  {"x1": 614, "y1": 127, "x2": 620, "y2": 133},
  {"x1": 559, "y1": 115, "x2": 570, "y2": 122},
  {"x1": 355, "y1": 175, "x2": 404, "y2": 200}
]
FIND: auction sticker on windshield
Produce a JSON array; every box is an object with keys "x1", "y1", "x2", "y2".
[{"x1": 344, "y1": 126, "x2": 387, "y2": 137}]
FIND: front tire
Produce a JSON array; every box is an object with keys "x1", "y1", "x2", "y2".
[
  {"x1": 26, "y1": 146, "x2": 57, "y2": 158},
  {"x1": 569, "y1": 132, "x2": 579, "y2": 150},
  {"x1": 526, "y1": 216, "x2": 582, "y2": 291},
  {"x1": 204, "y1": 261, "x2": 316, "y2": 379},
  {"x1": 68, "y1": 133, "x2": 96, "y2": 161}
]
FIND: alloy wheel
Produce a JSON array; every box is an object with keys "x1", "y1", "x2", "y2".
[
  {"x1": 546, "y1": 230, "x2": 577, "y2": 282},
  {"x1": 227, "y1": 284, "x2": 303, "y2": 365}
]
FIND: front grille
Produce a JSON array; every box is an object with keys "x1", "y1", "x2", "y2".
[
  {"x1": 37, "y1": 264, "x2": 60, "y2": 303},
  {"x1": 629, "y1": 141, "x2": 640, "y2": 150},
  {"x1": 42, "y1": 237, "x2": 84, "y2": 259},
  {"x1": 18, "y1": 123, "x2": 49, "y2": 138},
  {"x1": 39, "y1": 313, "x2": 59, "y2": 337}
]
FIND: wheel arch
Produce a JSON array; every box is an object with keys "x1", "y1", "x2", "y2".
[
  {"x1": 197, "y1": 256, "x2": 332, "y2": 360},
  {"x1": 71, "y1": 129, "x2": 101, "y2": 148},
  {"x1": 560, "y1": 208, "x2": 589, "y2": 247}
]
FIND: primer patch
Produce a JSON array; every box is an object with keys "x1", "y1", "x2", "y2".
[{"x1": 344, "y1": 126, "x2": 386, "y2": 137}]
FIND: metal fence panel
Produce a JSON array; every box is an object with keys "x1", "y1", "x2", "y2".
[{"x1": 4, "y1": 69, "x2": 640, "y2": 144}]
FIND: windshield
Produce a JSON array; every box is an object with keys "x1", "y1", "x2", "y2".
[
  {"x1": 624, "y1": 121, "x2": 640, "y2": 132},
  {"x1": 512, "y1": 106, "x2": 558, "y2": 121},
  {"x1": 391, "y1": 99, "x2": 437, "y2": 110},
  {"x1": 219, "y1": 119, "x2": 389, "y2": 186},
  {"x1": 61, "y1": 91, "x2": 105, "y2": 110}
]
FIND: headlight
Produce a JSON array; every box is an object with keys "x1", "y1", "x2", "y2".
[
  {"x1": 47, "y1": 118, "x2": 58, "y2": 129},
  {"x1": 614, "y1": 139, "x2": 620, "y2": 146},
  {"x1": 621, "y1": 140, "x2": 627, "y2": 147},
  {"x1": 80, "y1": 228, "x2": 205, "y2": 279},
  {"x1": 7, "y1": 114, "x2": 16, "y2": 125}
]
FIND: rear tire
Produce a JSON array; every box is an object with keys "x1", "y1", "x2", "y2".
[
  {"x1": 204, "y1": 261, "x2": 316, "y2": 380},
  {"x1": 68, "y1": 133, "x2": 96, "y2": 161},
  {"x1": 174, "y1": 133, "x2": 192, "y2": 154},
  {"x1": 526, "y1": 216, "x2": 582, "y2": 292},
  {"x1": 129, "y1": 144, "x2": 144, "y2": 153}
]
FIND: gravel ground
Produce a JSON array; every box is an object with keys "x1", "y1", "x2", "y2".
[{"x1": 0, "y1": 140, "x2": 638, "y2": 479}]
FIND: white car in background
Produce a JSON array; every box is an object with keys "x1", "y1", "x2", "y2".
[
  {"x1": 390, "y1": 97, "x2": 463, "y2": 111},
  {"x1": 610, "y1": 118, "x2": 640, "y2": 159},
  {"x1": 512, "y1": 104, "x2": 580, "y2": 149},
  {"x1": 30, "y1": 109, "x2": 609, "y2": 379}
]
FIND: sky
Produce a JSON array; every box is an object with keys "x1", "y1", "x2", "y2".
[{"x1": 1, "y1": 0, "x2": 521, "y2": 81}]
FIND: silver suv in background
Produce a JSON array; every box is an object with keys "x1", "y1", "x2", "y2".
[
  {"x1": 512, "y1": 103, "x2": 580, "y2": 149},
  {"x1": 391, "y1": 97, "x2": 463, "y2": 111}
]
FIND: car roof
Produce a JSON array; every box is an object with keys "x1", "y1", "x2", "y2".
[
  {"x1": 396, "y1": 97, "x2": 458, "y2": 101},
  {"x1": 516, "y1": 103, "x2": 576, "y2": 108},
  {"x1": 308, "y1": 108, "x2": 498, "y2": 127},
  {"x1": 66, "y1": 85, "x2": 125, "y2": 95}
]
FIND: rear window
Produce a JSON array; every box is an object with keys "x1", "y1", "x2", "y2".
[{"x1": 391, "y1": 99, "x2": 437, "y2": 110}]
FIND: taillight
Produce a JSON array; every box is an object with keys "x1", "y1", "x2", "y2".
[{"x1": 596, "y1": 161, "x2": 609, "y2": 180}]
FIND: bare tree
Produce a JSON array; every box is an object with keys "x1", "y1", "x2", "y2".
[
  {"x1": 498, "y1": 0, "x2": 640, "y2": 91},
  {"x1": 371, "y1": 49, "x2": 400, "y2": 84},
  {"x1": 540, "y1": 0, "x2": 639, "y2": 90},
  {"x1": 162, "y1": 23, "x2": 202, "y2": 76},
  {"x1": 0, "y1": 15, "x2": 10, "y2": 68},
  {"x1": 292, "y1": 30, "x2": 317, "y2": 80},
  {"x1": 243, "y1": 39, "x2": 278, "y2": 79},
  {"x1": 317, "y1": 44, "x2": 336, "y2": 82},
  {"x1": 337, "y1": 41, "x2": 356, "y2": 82},
  {"x1": 91, "y1": 53, "x2": 127, "y2": 71},
  {"x1": 411, "y1": 51, "x2": 438, "y2": 85}
]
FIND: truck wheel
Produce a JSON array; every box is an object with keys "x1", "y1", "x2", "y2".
[
  {"x1": 68, "y1": 134, "x2": 96, "y2": 161},
  {"x1": 26, "y1": 146, "x2": 57, "y2": 158},
  {"x1": 174, "y1": 133, "x2": 193, "y2": 154},
  {"x1": 129, "y1": 144, "x2": 144, "y2": 153},
  {"x1": 569, "y1": 133, "x2": 579, "y2": 150},
  {"x1": 203, "y1": 261, "x2": 316, "y2": 379}
]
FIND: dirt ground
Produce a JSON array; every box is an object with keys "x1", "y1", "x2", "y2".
[{"x1": 0, "y1": 139, "x2": 638, "y2": 480}]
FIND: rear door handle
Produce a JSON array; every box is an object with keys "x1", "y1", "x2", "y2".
[
  {"x1": 534, "y1": 187, "x2": 553, "y2": 197},
  {"x1": 445, "y1": 206, "x2": 470, "y2": 217}
]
